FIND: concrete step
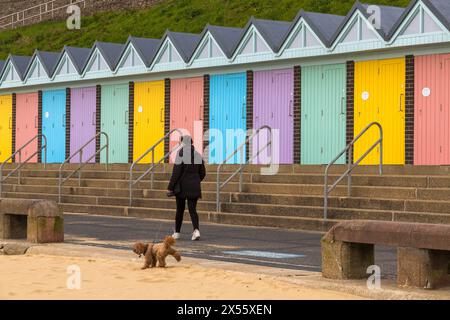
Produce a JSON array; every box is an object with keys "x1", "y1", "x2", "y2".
[
  {"x1": 221, "y1": 202, "x2": 450, "y2": 222},
  {"x1": 9, "y1": 177, "x2": 242, "y2": 192},
  {"x1": 2, "y1": 184, "x2": 231, "y2": 201},
  {"x1": 58, "y1": 203, "x2": 337, "y2": 232},
  {"x1": 2, "y1": 191, "x2": 218, "y2": 212},
  {"x1": 5, "y1": 163, "x2": 450, "y2": 175}
]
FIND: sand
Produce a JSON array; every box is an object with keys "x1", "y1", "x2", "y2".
[{"x1": 0, "y1": 254, "x2": 364, "y2": 300}]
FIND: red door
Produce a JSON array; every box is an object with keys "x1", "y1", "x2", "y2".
[
  {"x1": 415, "y1": 54, "x2": 450, "y2": 165},
  {"x1": 170, "y1": 77, "x2": 204, "y2": 162},
  {"x1": 15, "y1": 93, "x2": 39, "y2": 163}
]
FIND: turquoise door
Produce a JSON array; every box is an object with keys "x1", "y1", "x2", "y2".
[
  {"x1": 209, "y1": 73, "x2": 247, "y2": 164},
  {"x1": 301, "y1": 64, "x2": 346, "y2": 164},
  {"x1": 100, "y1": 84, "x2": 129, "y2": 163},
  {"x1": 42, "y1": 89, "x2": 66, "y2": 163}
]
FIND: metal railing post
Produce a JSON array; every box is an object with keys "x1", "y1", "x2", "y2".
[
  {"x1": 216, "y1": 126, "x2": 272, "y2": 213},
  {"x1": 323, "y1": 122, "x2": 383, "y2": 220},
  {"x1": 348, "y1": 145, "x2": 352, "y2": 197},
  {"x1": 0, "y1": 166, "x2": 3, "y2": 197},
  {"x1": 151, "y1": 151, "x2": 155, "y2": 190},
  {"x1": 216, "y1": 165, "x2": 221, "y2": 213},
  {"x1": 106, "y1": 135, "x2": 109, "y2": 172},
  {"x1": 78, "y1": 149, "x2": 82, "y2": 187},
  {"x1": 129, "y1": 129, "x2": 183, "y2": 206},
  {"x1": 18, "y1": 151, "x2": 22, "y2": 185}
]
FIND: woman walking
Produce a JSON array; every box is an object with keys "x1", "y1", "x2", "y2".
[{"x1": 168, "y1": 136, "x2": 206, "y2": 241}]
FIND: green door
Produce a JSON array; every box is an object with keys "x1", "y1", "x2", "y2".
[
  {"x1": 301, "y1": 64, "x2": 346, "y2": 164},
  {"x1": 101, "y1": 84, "x2": 129, "y2": 163}
]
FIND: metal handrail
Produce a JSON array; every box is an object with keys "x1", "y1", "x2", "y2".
[
  {"x1": 324, "y1": 122, "x2": 383, "y2": 220},
  {"x1": 129, "y1": 129, "x2": 183, "y2": 206},
  {"x1": 58, "y1": 132, "x2": 109, "y2": 203},
  {"x1": 0, "y1": 0, "x2": 88, "y2": 30},
  {"x1": 216, "y1": 125, "x2": 273, "y2": 213},
  {"x1": 0, "y1": 134, "x2": 47, "y2": 197}
]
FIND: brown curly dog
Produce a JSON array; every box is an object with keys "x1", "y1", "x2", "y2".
[{"x1": 132, "y1": 236, "x2": 181, "y2": 269}]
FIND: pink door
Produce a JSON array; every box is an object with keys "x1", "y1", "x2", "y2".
[
  {"x1": 415, "y1": 54, "x2": 450, "y2": 165},
  {"x1": 253, "y1": 69, "x2": 294, "y2": 164},
  {"x1": 170, "y1": 77, "x2": 204, "y2": 162},
  {"x1": 15, "y1": 92, "x2": 39, "y2": 163}
]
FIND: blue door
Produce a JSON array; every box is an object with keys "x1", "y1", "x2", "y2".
[
  {"x1": 209, "y1": 73, "x2": 247, "y2": 164},
  {"x1": 42, "y1": 89, "x2": 66, "y2": 163}
]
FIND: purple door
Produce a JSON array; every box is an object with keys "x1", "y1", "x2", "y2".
[
  {"x1": 70, "y1": 87, "x2": 97, "y2": 163},
  {"x1": 253, "y1": 68, "x2": 294, "y2": 164}
]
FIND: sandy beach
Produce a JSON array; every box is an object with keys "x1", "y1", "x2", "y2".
[{"x1": 0, "y1": 254, "x2": 364, "y2": 300}]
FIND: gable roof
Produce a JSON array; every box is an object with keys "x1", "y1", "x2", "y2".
[
  {"x1": 330, "y1": 1, "x2": 405, "y2": 43},
  {"x1": 0, "y1": 61, "x2": 4, "y2": 75},
  {"x1": 87, "y1": 41, "x2": 126, "y2": 71},
  {"x1": 246, "y1": 17, "x2": 293, "y2": 53},
  {"x1": 162, "y1": 31, "x2": 202, "y2": 62},
  {"x1": 426, "y1": 0, "x2": 450, "y2": 30},
  {"x1": 25, "y1": 50, "x2": 61, "y2": 78},
  {"x1": 63, "y1": 46, "x2": 91, "y2": 74},
  {"x1": 296, "y1": 10, "x2": 346, "y2": 47},
  {"x1": 205, "y1": 24, "x2": 244, "y2": 58},
  {"x1": 388, "y1": 0, "x2": 450, "y2": 38},
  {"x1": 360, "y1": 2, "x2": 405, "y2": 39},
  {"x1": 2, "y1": 55, "x2": 32, "y2": 81},
  {"x1": 125, "y1": 36, "x2": 161, "y2": 67}
]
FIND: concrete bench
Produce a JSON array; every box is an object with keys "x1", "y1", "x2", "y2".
[
  {"x1": 321, "y1": 220, "x2": 450, "y2": 289},
  {"x1": 0, "y1": 199, "x2": 63, "y2": 244}
]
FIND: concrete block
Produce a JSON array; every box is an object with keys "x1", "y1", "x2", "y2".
[
  {"x1": 397, "y1": 247, "x2": 450, "y2": 289},
  {"x1": 0, "y1": 199, "x2": 63, "y2": 244},
  {"x1": 322, "y1": 236, "x2": 374, "y2": 280}
]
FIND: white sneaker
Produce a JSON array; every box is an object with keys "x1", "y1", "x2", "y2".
[
  {"x1": 191, "y1": 229, "x2": 201, "y2": 241},
  {"x1": 172, "y1": 232, "x2": 181, "y2": 240}
]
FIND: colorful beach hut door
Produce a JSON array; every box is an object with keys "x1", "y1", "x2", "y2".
[
  {"x1": 354, "y1": 58, "x2": 405, "y2": 165},
  {"x1": 253, "y1": 69, "x2": 294, "y2": 164},
  {"x1": 133, "y1": 81, "x2": 165, "y2": 163},
  {"x1": 301, "y1": 64, "x2": 346, "y2": 164},
  {"x1": 101, "y1": 84, "x2": 129, "y2": 163},
  {"x1": 0, "y1": 95, "x2": 13, "y2": 162},
  {"x1": 209, "y1": 73, "x2": 247, "y2": 164},
  {"x1": 414, "y1": 54, "x2": 450, "y2": 165},
  {"x1": 170, "y1": 77, "x2": 204, "y2": 161},
  {"x1": 15, "y1": 93, "x2": 39, "y2": 163},
  {"x1": 70, "y1": 87, "x2": 97, "y2": 163},
  {"x1": 42, "y1": 90, "x2": 66, "y2": 163}
]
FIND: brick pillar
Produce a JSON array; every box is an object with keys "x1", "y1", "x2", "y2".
[
  {"x1": 128, "y1": 82, "x2": 134, "y2": 164},
  {"x1": 95, "y1": 85, "x2": 101, "y2": 163},
  {"x1": 11, "y1": 93, "x2": 16, "y2": 163},
  {"x1": 65, "y1": 88, "x2": 71, "y2": 160},
  {"x1": 37, "y1": 91, "x2": 42, "y2": 163},
  {"x1": 164, "y1": 78, "x2": 171, "y2": 162},
  {"x1": 405, "y1": 55, "x2": 415, "y2": 165},
  {"x1": 203, "y1": 74, "x2": 210, "y2": 156},
  {"x1": 246, "y1": 70, "x2": 254, "y2": 162},
  {"x1": 293, "y1": 66, "x2": 301, "y2": 164},
  {"x1": 346, "y1": 61, "x2": 355, "y2": 164}
]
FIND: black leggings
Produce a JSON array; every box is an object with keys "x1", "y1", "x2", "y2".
[{"x1": 175, "y1": 197, "x2": 200, "y2": 232}]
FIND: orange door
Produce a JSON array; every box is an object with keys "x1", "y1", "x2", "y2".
[
  {"x1": 170, "y1": 77, "x2": 204, "y2": 161},
  {"x1": 15, "y1": 92, "x2": 39, "y2": 163}
]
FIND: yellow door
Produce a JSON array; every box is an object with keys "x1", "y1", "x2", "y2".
[
  {"x1": 0, "y1": 94, "x2": 13, "y2": 162},
  {"x1": 133, "y1": 81, "x2": 165, "y2": 163},
  {"x1": 354, "y1": 58, "x2": 405, "y2": 165}
]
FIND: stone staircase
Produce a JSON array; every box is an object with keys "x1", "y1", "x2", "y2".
[{"x1": 1, "y1": 163, "x2": 450, "y2": 232}]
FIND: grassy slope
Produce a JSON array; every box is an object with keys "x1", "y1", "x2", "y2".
[{"x1": 0, "y1": 0, "x2": 411, "y2": 60}]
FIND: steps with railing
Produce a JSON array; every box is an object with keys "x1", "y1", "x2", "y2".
[
  {"x1": 58, "y1": 131, "x2": 109, "y2": 203},
  {"x1": 0, "y1": 134, "x2": 47, "y2": 197}
]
